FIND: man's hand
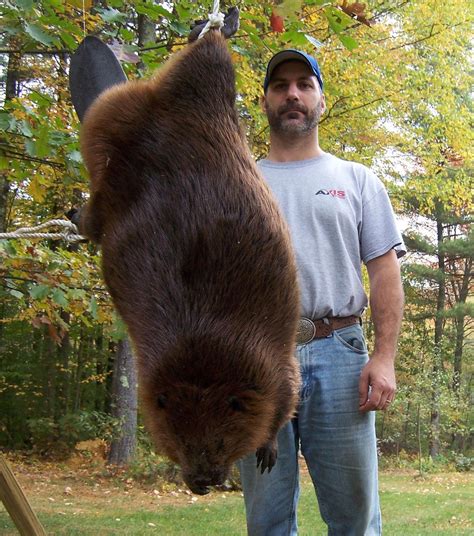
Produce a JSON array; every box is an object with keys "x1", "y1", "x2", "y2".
[
  {"x1": 362, "y1": 249, "x2": 404, "y2": 412},
  {"x1": 359, "y1": 354, "x2": 396, "y2": 412}
]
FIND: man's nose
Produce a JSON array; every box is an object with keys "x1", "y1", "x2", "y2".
[{"x1": 286, "y1": 83, "x2": 300, "y2": 101}]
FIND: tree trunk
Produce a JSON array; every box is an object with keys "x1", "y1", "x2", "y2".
[
  {"x1": 104, "y1": 340, "x2": 116, "y2": 414},
  {"x1": 56, "y1": 311, "x2": 71, "y2": 419},
  {"x1": 73, "y1": 330, "x2": 86, "y2": 412},
  {"x1": 137, "y1": 11, "x2": 157, "y2": 71},
  {"x1": 1, "y1": 40, "x2": 21, "y2": 232},
  {"x1": 0, "y1": 172, "x2": 9, "y2": 233},
  {"x1": 107, "y1": 338, "x2": 137, "y2": 466},
  {"x1": 453, "y1": 316, "x2": 464, "y2": 394},
  {"x1": 451, "y1": 258, "x2": 471, "y2": 451},
  {"x1": 429, "y1": 214, "x2": 445, "y2": 458},
  {"x1": 452, "y1": 258, "x2": 471, "y2": 395},
  {"x1": 137, "y1": 13, "x2": 156, "y2": 47},
  {"x1": 401, "y1": 400, "x2": 411, "y2": 451},
  {"x1": 95, "y1": 328, "x2": 106, "y2": 412},
  {"x1": 0, "y1": 39, "x2": 21, "y2": 340},
  {"x1": 45, "y1": 331, "x2": 57, "y2": 419},
  {"x1": 417, "y1": 403, "x2": 423, "y2": 476}
]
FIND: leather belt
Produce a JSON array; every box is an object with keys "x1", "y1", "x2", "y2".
[{"x1": 296, "y1": 316, "x2": 360, "y2": 345}]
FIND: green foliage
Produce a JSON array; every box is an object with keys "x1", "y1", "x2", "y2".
[
  {"x1": 454, "y1": 454, "x2": 472, "y2": 473},
  {"x1": 126, "y1": 450, "x2": 182, "y2": 486},
  {"x1": 379, "y1": 451, "x2": 473, "y2": 475},
  {"x1": 27, "y1": 417, "x2": 58, "y2": 453},
  {"x1": 27, "y1": 411, "x2": 118, "y2": 456},
  {"x1": 58, "y1": 410, "x2": 119, "y2": 445}
]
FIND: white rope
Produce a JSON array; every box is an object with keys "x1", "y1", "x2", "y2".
[
  {"x1": 0, "y1": 219, "x2": 85, "y2": 242},
  {"x1": 198, "y1": 0, "x2": 225, "y2": 39}
]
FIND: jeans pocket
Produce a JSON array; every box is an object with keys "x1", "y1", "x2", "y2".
[{"x1": 333, "y1": 325, "x2": 368, "y2": 354}]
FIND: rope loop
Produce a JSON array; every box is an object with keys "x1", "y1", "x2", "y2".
[{"x1": 0, "y1": 219, "x2": 85, "y2": 243}]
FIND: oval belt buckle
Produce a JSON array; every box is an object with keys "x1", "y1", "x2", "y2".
[{"x1": 297, "y1": 317, "x2": 316, "y2": 345}]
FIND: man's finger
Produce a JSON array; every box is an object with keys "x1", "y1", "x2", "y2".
[
  {"x1": 382, "y1": 394, "x2": 395, "y2": 411},
  {"x1": 359, "y1": 371, "x2": 370, "y2": 407},
  {"x1": 360, "y1": 384, "x2": 384, "y2": 412},
  {"x1": 378, "y1": 392, "x2": 390, "y2": 410}
]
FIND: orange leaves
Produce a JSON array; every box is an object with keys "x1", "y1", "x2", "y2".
[
  {"x1": 270, "y1": 10, "x2": 285, "y2": 33},
  {"x1": 441, "y1": 147, "x2": 465, "y2": 168},
  {"x1": 32, "y1": 314, "x2": 65, "y2": 344},
  {"x1": 340, "y1": 1, "x2": 371, "y2": 27},
  {"x1": 31, "y1": 315, "x2": 51, "y2": 329},
  {"x1": 269, "y1": 0, "x2": 303, "y2": 33}
]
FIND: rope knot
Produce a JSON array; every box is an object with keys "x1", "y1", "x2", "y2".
[
  {"x1": 209, "y1": 11, "x2": 225, "y2": 29},
  {"x1": 198, "y1": 0, "x2": 225, "y2": 39}
]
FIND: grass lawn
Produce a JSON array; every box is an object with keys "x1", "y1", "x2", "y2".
[{"x1": 0, "y1": 458, "x2": 472, "y2": 535}]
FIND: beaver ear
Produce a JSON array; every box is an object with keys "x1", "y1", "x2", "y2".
[
  {"x1": 157, "y1": 394, "x2": 167, "y2": 409},
  {"x1": 228, "y1": 396, "x2": 246, "y2": 412}
]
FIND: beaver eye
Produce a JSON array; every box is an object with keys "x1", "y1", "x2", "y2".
[
  {"x1": 157, "y1": 394, "x2": 167, "y2": 409},
  {"x1": 228, "y1": 396, "x2": 245, "y2": 412}
]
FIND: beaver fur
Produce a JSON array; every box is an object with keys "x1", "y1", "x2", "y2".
[{"x1": 79, "y1": 25, "x2": 300, "y2": 495}]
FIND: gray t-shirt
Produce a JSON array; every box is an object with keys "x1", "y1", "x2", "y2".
[{"x1": 258, "y1": 152, "x2": 406, "y2": 319}]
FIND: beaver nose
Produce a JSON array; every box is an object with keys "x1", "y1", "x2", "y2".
[
  {"x1": 190, "y1": 484, "x2": 210, "y2": 495},
  {"x1": 188, "y1": 478, "x2": 212, "y2": 495},
  {"x1": 186, "y1": 471, "x2": 225, "y2": 495}
]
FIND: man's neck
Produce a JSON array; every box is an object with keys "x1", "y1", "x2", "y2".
[{"x1": 266, "y1": 131, "x2": 323, "y2": 162}]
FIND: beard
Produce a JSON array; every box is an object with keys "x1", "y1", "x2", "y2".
[{"x1": 266, "y1": 102, "x2": 321, "y2": 136}]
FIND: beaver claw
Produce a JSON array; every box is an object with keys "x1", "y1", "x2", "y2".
[
  {"x1": 189, "y1": 7, "x2": 240, "y2": 42},
  {"x1": 256, "y1": 441, "x2": 277, "y2": 474}
]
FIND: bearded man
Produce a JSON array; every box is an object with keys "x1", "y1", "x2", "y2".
[{"x1": 238, "y1": 50, "x2": 405, "y2": 536}]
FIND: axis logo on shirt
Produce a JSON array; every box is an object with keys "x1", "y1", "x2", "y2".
[{"x1": 315, "y1": 189, "x2": 346, "y2": 199}]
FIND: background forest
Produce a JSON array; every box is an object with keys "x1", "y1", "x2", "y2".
[{"x1": 0, "y1": 0, "x2": 472, "y2": 476}]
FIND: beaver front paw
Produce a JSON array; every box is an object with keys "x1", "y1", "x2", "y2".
[{"x1": 256, "y1": 440, "x2": 277, "y2": 474}]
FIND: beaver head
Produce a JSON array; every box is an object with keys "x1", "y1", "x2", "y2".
[{"x1": 138, "y1": 334, "x2": 288, "y2": 495}]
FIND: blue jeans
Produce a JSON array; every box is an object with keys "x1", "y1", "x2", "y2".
[{"x1": 238, "y1": 324, "x2": 381, "y2": 536}]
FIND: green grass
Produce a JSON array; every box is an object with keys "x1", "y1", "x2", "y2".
[
  {"x1": 0, "y1": 505, "x2": 246, "y2": 535},
  {"x1": 1, "y1": 472, "x2": 472, "y2": 535}
]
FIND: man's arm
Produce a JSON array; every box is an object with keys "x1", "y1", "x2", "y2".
[{"x1": 359, "y1": 249, "x2": 404, "y2": 412}]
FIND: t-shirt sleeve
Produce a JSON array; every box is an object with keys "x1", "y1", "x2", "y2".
[{"x1": 359, "y1": 176, "x2": 406, "y2": 264}]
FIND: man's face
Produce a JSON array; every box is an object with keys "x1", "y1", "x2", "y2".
[{"x1": 262, "y1": 60, "x2": 325, "y2": 136}]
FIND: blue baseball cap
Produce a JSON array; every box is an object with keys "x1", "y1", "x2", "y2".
[{"x1": 263, "y1": 50, "x2": 323, "y2": 93}]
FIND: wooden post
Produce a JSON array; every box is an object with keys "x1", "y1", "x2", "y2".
[{"x1": 0, "y1": 454, "x2": 46, "y2": 535}]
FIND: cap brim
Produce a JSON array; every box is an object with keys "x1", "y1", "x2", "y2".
[{"x1": 267, "y1": 51, "x2": 313, "y2": 77}]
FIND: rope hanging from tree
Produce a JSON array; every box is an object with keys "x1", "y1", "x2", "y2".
[
  {"x1": 0, "y1": 219, "x2": 85, "y2": 242},
  {"x1": 198, "y1": 0, "x2": 225, "y2": 39}
]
